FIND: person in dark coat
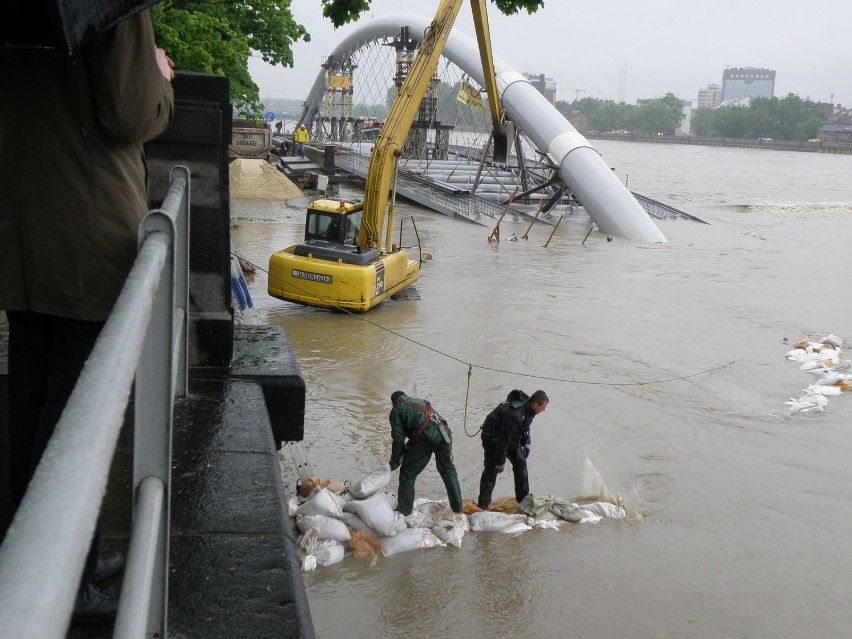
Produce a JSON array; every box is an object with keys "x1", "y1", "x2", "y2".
[
  {"x1": 477, "y1": 389, "x2": 549, "y2": 510},
  {"x1": 1, "y1": 9, "x2": 174, "y2": 623},
  {"x1": 388, "y1": 391, "x2": 463, "y2": 516}
]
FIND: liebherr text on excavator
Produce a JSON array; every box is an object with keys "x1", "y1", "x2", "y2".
[{"x1": 268, "y1": 0, "x2": 507, "y2": 312}]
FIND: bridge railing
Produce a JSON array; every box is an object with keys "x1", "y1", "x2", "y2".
[{"x1": 0, "y1": 166, "x2": 190, "y2": 639}]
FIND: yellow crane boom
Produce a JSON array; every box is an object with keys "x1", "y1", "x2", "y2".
[
  {"x1": 357, "y1": 0, "x2": 505, "y2": 252},
  {"x1": 268, "y1": 0, "x2": 505, "y2": 313}
]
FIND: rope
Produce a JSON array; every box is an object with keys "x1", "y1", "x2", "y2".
[{"x1": 235, "y1": 252, "x2": 735, "y2": 389}]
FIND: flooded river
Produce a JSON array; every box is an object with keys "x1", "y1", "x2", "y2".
[{"x1": 231, "y1": 141, "x2": 852, "y2": 638}]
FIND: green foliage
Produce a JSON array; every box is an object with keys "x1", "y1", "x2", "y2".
[
  {"x1": 690, "y1": 107, "x2": 713, "y2": 136},
  {"x1": 706, "y1": 94, "x2": 826, "y2": 140},
  {"x1": 321, "y1": 0, "x2": 544, "y2": 27},
  {"x1": 150, "y1": 1, "x2": 309, "y2": 117},
  {"x1": 633, "y1": 93, "x2": 684, "y2": 135}
]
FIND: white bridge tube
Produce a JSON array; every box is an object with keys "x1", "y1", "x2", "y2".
[{"x1": 308, "y1": 13, "x2": 667, "y2": 243}]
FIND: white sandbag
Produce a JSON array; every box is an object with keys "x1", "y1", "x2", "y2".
[
  {"x1": 297, "y1": 488, "x2": 343, "y2": 519},
  {"x1": 405, "y1": 499, "x2": 451, "y2": 529},
  {"x1": 404, "y1": 511, "x2": 433, "y2": 529},
  {"x1": 288, "y1": 496, "x2": 300, "y2": 518},
  {"x1": 297, "y1": 515, "x2": 351, "y2": 542},
  {"x1": 349, "y1": 464, "x2": 392, "y2": 499},
  {"x1": 392, "y1": 513, "x2": 407, "y2": 534},
  {"x1": 469, "y1": 511, "x2": 528, "y2": 532},
  {"x1": 343, "y1": 493, "x2": 396, "y2": 536},
  {"x1": 579, "y1": 501, "x2": 626, "y2": 518},
  {"x1": 298, "y1": 528, "x2": 320, "y2": 555},
  {"x1": 340, "y1": 511, "x2": 373, "y2": 533},
  {"x1": 576, "y1": 509, "x2": 602, "y2": 524},
  {"x1": 431, "y1": 514, "x2": 468, "y2": 549},
  {"x1": 315, "y1": 543, "x2": 345, "y2": 566},
  {"x1": 381, "y1": 528, "x2": 444, "y2": 557},
  {"x1": 382, "y1": 491, "x2": 398, "y2": 511},
  {"x1": 501, "y1": 522, "x2": 533, "y2": 534},
  {"x1": 418, "y1": 528, "x2": 443, "y2": 550},
  {"x1": 530, "y1": 519, "x2": 561, "y2": 530},
  {"x1": 301, "y1": 554, "x2": 317, "y2": 572},
  {"x1": 381, "y1": 528, "x2": 426, "y2": 556}
]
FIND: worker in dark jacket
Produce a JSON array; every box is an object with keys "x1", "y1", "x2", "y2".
[
  {"x1": 388, "y1": 391, "x2": 463, "y2": 516},
  {"x1": 477, "y1": 389, "x2": 549, "y2": 510}
]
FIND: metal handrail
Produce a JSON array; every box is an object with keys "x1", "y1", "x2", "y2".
[{"x1": 0, "y1": 166, "x2": 190, "y2": 638}]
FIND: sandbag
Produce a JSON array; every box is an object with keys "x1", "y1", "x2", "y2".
[
  {"x1": 578, "y1": 501, "x2": 626, "y2": 519},
  {"x1": 297, "y1": 514, "x2": 351, "y2": 542},
  {"x1": 299, "y1": 476, "x2": 346, "y2": 498},
  {"x1": 315, "y1": 543, "x2": 345, "y2": 566},
  {"x1": 519, "y1": 493, "x2": 575, "y2": 518},
  {"x1": 519, "y1": 494, "x2": 589, "y2": 523},
  {"x1": 340, "y1": 511, "x2": 373, "y2": 533},
  {"x1": 501, "y1": 521, "x2": 533, "y2": 534},
  {"x1": 382, "y1": 491, "x2": 399, "y2": 511},
  {"x1": 297, "y1": 488, "x2": 343, "y2": 519},
  {"x1": 349, "y1": 464, "x2": 392, "y2": 499},
  {"x1": 469, "y1": 511, "x2": 528, "y2": 532},
  {"x1": 288, "y1": 496, "x2": 300, "y2": 518},
  {"x1": 301, "y1": 554, "x2": 317, "y2": 572},
  {"x1": 488, "y1": 496, "x2": 520, "y2": 514},
  {"x1": 344, "y1": 493, "x2": 396, "y2": 536},
  {"x1": 381, "y1": 528, "x2": 444, "y2": 557},
  {"x1": 347, "y1": 529, "x2": 383, "y2": 558},
  {"x1": 462, "y1": 499, "x2": 483, "y2": 514},
  {"x1": 432, "y1": 514, "x2": 468, "y2": 549}
]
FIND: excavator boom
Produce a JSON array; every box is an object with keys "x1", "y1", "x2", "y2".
[
  {"x1": 269, "y1": 0, "x2": 506, "y2": 313},
  {"x1": 357, "y1": 0, "x2": 505, "y2": 250}
]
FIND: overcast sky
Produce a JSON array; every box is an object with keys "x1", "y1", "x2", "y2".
[{"x1": 249, "y1": 0, "x2": 851, "y2": 106}]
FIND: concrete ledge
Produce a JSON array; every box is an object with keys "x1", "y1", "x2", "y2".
[
  {"x1": 169, "y1": 378, "x2": 313, "y2": 638},
  {"x1": 227, "y1": 324, "x2": 306, "y2": 443}
]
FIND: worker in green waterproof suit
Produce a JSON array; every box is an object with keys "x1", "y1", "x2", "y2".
[{"x1": 388, "y1": 391, "x2": 463, "y2": 516}]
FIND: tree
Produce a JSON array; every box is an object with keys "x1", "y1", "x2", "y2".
[
  {"x1": 151, "y1": 1, "x2": 309, "y2": 116},
  {"x1": 690, "y1": 107, "x2": 713, "y2": 136},
  {"x1": 151, "y1": 1, "x2": 547, "y2": 116},
  {"x1": 321, "y1": 0, "x2": 545, "y2": 27}
]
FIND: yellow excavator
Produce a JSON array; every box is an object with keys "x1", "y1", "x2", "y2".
[{"x1": 268, "y1": 0, "x2": 507, "y2": 312}]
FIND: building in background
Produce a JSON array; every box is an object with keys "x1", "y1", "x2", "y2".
[
  {"x1": 523, "y1": 72, "x2": 556, "y2": 104},
  {"x1": 721, "y1": 67, "x2": 775, "y2": 101},
  {"x1": 697, "y1": 83, "x2": 722, "y2": 109}
]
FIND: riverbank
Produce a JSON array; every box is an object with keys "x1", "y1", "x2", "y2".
[{"x1": 586, "y1": 132, "x2": 852, "y2": 154}]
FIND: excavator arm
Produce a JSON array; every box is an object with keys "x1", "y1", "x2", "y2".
[
  {"x1": 357, "y1": 0, "x2": 506, "y2": 252},
  {"x1": 470, "y1": 0, "x2": 508, "y2": 163}
]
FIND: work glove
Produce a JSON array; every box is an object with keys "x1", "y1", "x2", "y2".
[
  {"x1": 389, "y1": 460, "x2": 400, "y2": 471},
  {"x1": 523, "y1": 445, "x2": 530, "y2": 459}
]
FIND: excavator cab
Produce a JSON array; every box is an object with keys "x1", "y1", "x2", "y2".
[{"x1": 304, "y1": 198, "x2": 362, "y2": 245}]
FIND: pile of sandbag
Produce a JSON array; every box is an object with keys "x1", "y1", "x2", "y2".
[
  {"x1": 291, "y1": 464, "x2": 627, "y2": 572},
  {"x1": 784, "y1": 333, "x2": 851, "y2": 413}
]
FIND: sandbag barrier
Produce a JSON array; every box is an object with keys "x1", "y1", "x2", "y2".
[{"x1": 290, "y1": 464, "x2": 626, "y2": 571}]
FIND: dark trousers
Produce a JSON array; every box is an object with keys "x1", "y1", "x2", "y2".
[
  {"x1": 477, "y1": 435, "x2": 529, "y2": 509},
  {"x1": 397, "y1": 439, "x2": 463, "y2": 516},
  {"x1": 7, "y1": 310, "x2": 104, "y2": 588}
]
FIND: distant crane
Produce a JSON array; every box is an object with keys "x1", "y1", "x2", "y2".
[{"x1": 557, "y1": 87, "x2": 586, "y2": 101}]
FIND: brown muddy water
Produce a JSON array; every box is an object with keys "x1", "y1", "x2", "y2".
[{"x1": 230, "y1": 141, "x2": 852, "y2": 638}]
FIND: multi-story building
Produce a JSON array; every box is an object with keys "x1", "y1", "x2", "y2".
[
  {"x1": 721, "y1": 67, "x2": 775, "y2": 101},
  {"x1": 523, "y1": 72, "x2": 557, "y2": 104},
  {"x1": 697, "y1": 83, "x2": 722, "y2": 109}
]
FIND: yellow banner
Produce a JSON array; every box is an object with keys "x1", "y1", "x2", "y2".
[
  {"x1": 456, "y1": 80, "x2": 484, "y2": 109},
  {"x1": 329, "y1": 75, "x2": 350, "y2": 89}
]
